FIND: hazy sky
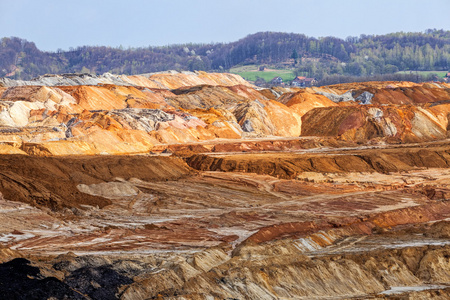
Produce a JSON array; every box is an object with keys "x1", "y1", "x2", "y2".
[{"x1": 1, "y1": 0, "x2": 449, "y2": 51}]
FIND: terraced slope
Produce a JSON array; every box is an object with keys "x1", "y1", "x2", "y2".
[
  {"x1": 0, "y1": 72, "x2": 449, "y2": 299},
  {"x1": 0, "y1": 73, "x2": 450, "y2": 155}
]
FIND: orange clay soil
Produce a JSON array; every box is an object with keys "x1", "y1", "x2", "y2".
[{"x1": 0, "y1": 154, "x2": 191, "y2": 210}]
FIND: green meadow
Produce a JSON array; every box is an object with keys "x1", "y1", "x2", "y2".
[
  {"x1": 230, "y1": 65, "x2": 296, "y2": 82},
  {"x1": 396, "y1": 71, "x2": 447, "y2": 78}
]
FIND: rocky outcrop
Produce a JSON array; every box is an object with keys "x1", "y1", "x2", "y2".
[
  {"x1": 301, "y1": 105, "x2": 447, "y2": 142},
  {"x1": 356, "y1": 91, "x2": 374, "y2": 104}
]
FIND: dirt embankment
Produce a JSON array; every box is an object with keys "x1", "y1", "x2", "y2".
[
  {"x1": 301, "y1": 104, "x2": 449, "y2": 143},
  {"x1": 185, "y1": 144, "x2": 450, "y2": 178},
  {"x1": 0, "y1": 155, "x2": 192, "y2": 210},
  {"x1": 157, "y1": 136, "x2": 354, "y2": 155},
  {"x1": 245, "y1": 200, "x2": 450, "y2": 244}
]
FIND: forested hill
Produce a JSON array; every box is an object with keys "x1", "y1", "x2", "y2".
[{"x1": 1, "y1": 29, "x2": 449, "y2": 81}]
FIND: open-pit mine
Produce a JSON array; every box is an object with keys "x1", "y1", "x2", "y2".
[{"x1": 0, "y1": 71, "x2": 449, "y2": 299}]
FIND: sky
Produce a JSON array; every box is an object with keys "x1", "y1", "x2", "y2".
[{"x1": 0, "y1": 0, "x2": 449, "y2": 52}]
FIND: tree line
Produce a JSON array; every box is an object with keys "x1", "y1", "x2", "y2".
[{"x1": 0, "y1": 29, "x2": 448, "y2": 82}]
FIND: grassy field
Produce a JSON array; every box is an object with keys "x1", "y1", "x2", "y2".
[
  {"x1": 396, "y1": 71, "x2": 448, "y2": 78},
  {"x1": 230, "y1": 65, "x2": 296, "y2": 82}
]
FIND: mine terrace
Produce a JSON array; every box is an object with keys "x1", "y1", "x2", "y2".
[{"x1": 0, "y1": 71, "x2": 449, "y2": 299}]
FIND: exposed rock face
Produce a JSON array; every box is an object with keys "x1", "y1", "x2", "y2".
[
  {"x1": 233, "y1": 100, "x2": 275, "y2": 135},
  {"x1": 356, "y1": 90, "x2": 374, "y2": 104},
  {"x1": 1, "y1": 72, "x2": 450, "y2": 299},
  {"x1": 301, "y1": 105, "x2": 447, "y2": 142},
  {"x1": 1, "y1": 73, "x2": 450, "y2": 155}
]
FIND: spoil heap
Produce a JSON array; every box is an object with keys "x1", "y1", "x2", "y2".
[{"x1": 1, "y1": 72, "x2": 450, "y2": 155}]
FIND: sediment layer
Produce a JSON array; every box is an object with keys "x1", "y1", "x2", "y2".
[
  {"x1": 0, "y1": 73, "x2": 449, "y2": 155},
  {"x1": 186, "y1": 141, "x2": 450, "y2": 178},
  {"x1": 0, "y1": 72, "x2": 450, "y2": 299},
  {"x1": 0, "y1": 155, "x2": 191, "y2": 209}
]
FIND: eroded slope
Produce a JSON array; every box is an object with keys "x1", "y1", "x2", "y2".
[{"x1": 0, "y1": 73, "x2": 450, "y2": 299}]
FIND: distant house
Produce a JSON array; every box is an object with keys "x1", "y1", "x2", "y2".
[
  {"x1": 291, "y1": 76, "x2": 306, "y2": 87},
  {"x1": 290, "y1": 76, "x2": 317, "y2": 87},
  {"x1": 270, "y1": 76, "x2": 283, "y2": 86},
  {"x1": 443, "y1": 72, "x2": 450, "y2": 83},
  {"x1": 303, "y1": 78, "x2": 317, "y2": 87}
]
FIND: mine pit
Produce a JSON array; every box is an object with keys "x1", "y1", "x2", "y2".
[{"x1": 0, "y1": 72, "x2": 449, "y2": 298}]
